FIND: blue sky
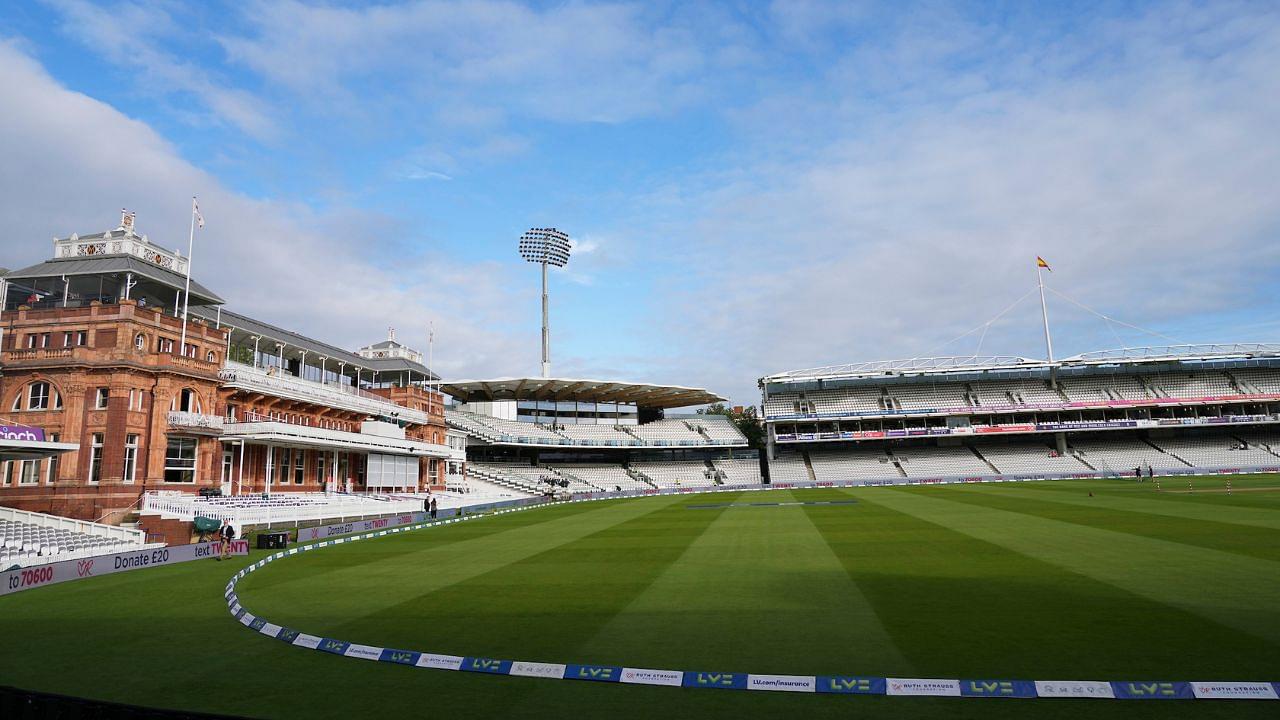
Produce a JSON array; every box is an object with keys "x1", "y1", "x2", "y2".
[{"x1": 2, "y1": 0, "x2": 1279, "y2": 405}]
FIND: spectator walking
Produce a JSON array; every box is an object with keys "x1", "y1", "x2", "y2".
[{"x1": 218, "y1": 520, "x2": 236, "y2": 561}]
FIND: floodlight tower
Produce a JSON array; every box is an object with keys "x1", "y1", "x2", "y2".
[{"x1": 518, "y1": 227, "x2": 572, "y2": 378}]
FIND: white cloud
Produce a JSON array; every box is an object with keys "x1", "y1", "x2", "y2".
[{"x1": 0, "y1": 40, "x2": 531, "y2": 380}]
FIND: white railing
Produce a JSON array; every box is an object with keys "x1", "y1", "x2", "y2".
[
  {"x1": 167, "y1": 411, "x2": 224, "y2": 431},
  {"x1": 56, "y1": 233, "x2": 188, "y2": 274},
  {"x1": 222, "y1": 419, "x2": 453, "y2": 457},
  {"x1": 0, "y1": 505, "x2": 146, "y2": 545},
  {"x1": 141, "y1": 492, "x2": 423, "y2": 528},
  {"x1": 219, "y1": 362, "x2": 432, "y2": 424}
]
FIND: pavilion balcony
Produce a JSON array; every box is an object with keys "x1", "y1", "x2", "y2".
[
  {"x1": 218, "y1": 361, "x2": 431, "y2": 424},
  {"x1": 167, "y1": 411, "x2": 224, "y2": 436}
]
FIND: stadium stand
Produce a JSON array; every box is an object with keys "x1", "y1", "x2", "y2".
[
  {"x1": 892, "y1": 446, "x2": 992, "y2": 478},
  {"x1": 683, "y1": 415, "x2": 749, "y2": 444},
  {"x1": 626, "y1": 420, "x2": 707, "y2": 445},
  {"x1": 1064, "y1": 439, "x2": 1190, "y2": 473},
  {"x1": 809, "y1": 448, "x2": 900, "y2": 481},
  {"x1": 140, "y1": 492, "x2": 420, "y2": 526},
  {"x1": 0, "y1": 506, "x2": 149, "y2": 568},
  {"x1": 556, "y1": 464, "x2": 653, "y2": 491},
  {"x1": 1148, "y1": 436, "x2": 1279, "y2": 469},
  {"x1": 633, "y1": 460, "x2": 719, "y2": 488},
  {"x1": 977, "y1": 443, "x2": 1093, "y2": 475},
  {"x1": 711, "y1": 457, "x2": 763, "y2": 484},
  {"x1": 553, "y1": 424, "x2": 639, "y2": 445},
  {"x1": 767, "y1": 453, "x2": 813, "y2": 483}
]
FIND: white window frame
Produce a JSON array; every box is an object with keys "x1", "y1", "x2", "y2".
[
  {"x1": 163, "y1": 437, "x2": 198, "y2": 483},
  {"x1": 135, "y1": 333, "x2": 146, "y2": 350},
  {"x1": 45, "y1": 433, "x2": 59, "y2": 484},
  {"x1": 18, "y1": 460, "x2": 39, "y2": 485},
  {"x1": 88, "y1": 433, "x2": 104, "y2": 484},
  {"x1": 27, "y1": 382, "x2": 50, "y2": 410},
  {"x1": 123, "y1": 434, "x2": 139, "y2": 484},
  {"x1": 95, "y1": 387, "x2": 109, "y2": 410}
]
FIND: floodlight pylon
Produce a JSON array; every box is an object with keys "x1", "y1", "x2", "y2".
[{"x1": 518, "y1": 228, "x2": 572, "y2": 378}]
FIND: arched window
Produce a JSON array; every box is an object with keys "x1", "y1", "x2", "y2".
[
  {"x1": 206, "y1": 350, "x2": 216, "y2": 363},
  {"x1": 26, "y1": 382, "x2": 50, "y2": 410},
  {"x1": 170, "y1": 388, "x2": 201, "y2": 414},
  {"x1": 134, "y1": 333, "x2": 146, "y2": 351}
]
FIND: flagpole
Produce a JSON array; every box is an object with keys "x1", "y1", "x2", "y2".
[
  {"x1": 178, "y1": 197, "x2": 197, "y2": 356},
  {"x1": 1037, "y1": 261, "x2": 1054, "y2": 363}
]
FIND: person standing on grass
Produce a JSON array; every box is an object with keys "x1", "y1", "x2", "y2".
[
  {"x1": 430, "y1": 497, "x2": 438, "y2": 520},
  {"x1": 218, "y1": 520, "x2": 236, "y2": 561}
]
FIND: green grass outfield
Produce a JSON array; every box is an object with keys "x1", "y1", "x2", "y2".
[{"x1": 3, "y1": 475, "x2": 1280, "y2": 719}]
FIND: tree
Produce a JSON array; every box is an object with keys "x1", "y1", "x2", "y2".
[{"x1": 698, "y1": 403, "x2": 765, "y2": 450}]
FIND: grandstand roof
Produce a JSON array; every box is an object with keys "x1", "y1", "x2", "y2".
[
  {"x1": 761, "y1": 344, "x2": 1280, "y2": 385},
  {"x1": 440, "y1": 377, "x2": 725, "y2": 409}
]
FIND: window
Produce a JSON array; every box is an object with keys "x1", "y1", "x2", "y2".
[
  {"x1": 2, "y1": 462, "x2": 11, "y2": 486},
  {"x1": 63, "y1": 331, "x2": 72, "y2": 347},
  {"x1": 40, "y1": 333, "x2": 50, "y2": 348},
  {"x1": 206, "y1": 350, "x2": 216, "y2": 363},
  {"x1": 293, "y1": 450, "x2": 305, "y2": 485},
  {"x1": 88, "y1": 433, "x2": 104, "y2": 484},
  {"x1": 164, "y1": 437, "x2": 197, "y2": 483},
  {"x1": 27, "y1": 382, "x2": 50, "y2": 410},
  {"x1": 76, "y1": 331, "x2": 87, "y2": 346},
  {"x1": 175, "y1": 388, "x2": 200, "y2": 413},
  {"x1": 18, "y1": 460, "x2": 39, "y2": 485},
  {"x1": 95, "y1": 387, "x2": 109, "y2": 410},
  {"x1": 25, "y1": 334, "x2": 36, "y2": 349},
  {"x1": 123, "y1": 434, "x2": 139, "y2": 484},
  {"x1": 275, "y1": 448, "x2": 290, "y2": 485},
  {"x1": 157, "y1": 337, "x2": 174, "y2": 353},
  {"x1": 63, "y1": 330, "x2": 87, "y2": 347},
  {"x1": 184, "y1": 343, "x2": 197, "y2": 358},
  {"x1": 45, "y1": 434, "x2": 59, "y2": 484},
  {"x1": 54, "y1": 390, "x2": 62, "y2": 410},
  {"x1": 128, "y1": 388, "x2": 144, "y2": 411},
  {"x1": 316, "y1": 453, "x2": 326, "y2": 485},
  {"x1": 135, "y1": 333, "x2": 146, "y2": 350}
]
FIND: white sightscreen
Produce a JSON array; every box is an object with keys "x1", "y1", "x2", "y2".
[{"x1": 365, "y1": 453, "x2": 418, "y2": 488}]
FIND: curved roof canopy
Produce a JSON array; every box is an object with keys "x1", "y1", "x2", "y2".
[{"x1": 440, "y1": 377, "x2": 724, "y2": 409}]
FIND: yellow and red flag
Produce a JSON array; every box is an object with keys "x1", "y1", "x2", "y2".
[{"x1": 1036, "y1": 256, "x2": 1051, "y2": 271}]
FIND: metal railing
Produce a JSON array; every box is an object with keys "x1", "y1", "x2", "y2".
[
  {"x1": 166, "y1": 411, "x2": 224, "y2": 431},
  {"x1": 219, "y1": 362, "x2": 431, "y2": 424},
  {"x1": 141, "y1": 492, "x2": 423, "y2": 528}
]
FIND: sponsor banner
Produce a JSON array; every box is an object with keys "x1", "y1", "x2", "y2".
[
  {"x1": 1, "y1": 539, "x2": 248, "y2": 597},
  {"x1": 746, "y1": 674, "x2": 815, "y2": 693},
  {"x1": 682, "y1": 672, "x2": 749, "y2": 690},
  {"x1": 816, "y1": 676, "x2": 886, "y2": 695},
  {"x1": 888, "y1": 678, "x2": 961, "y2": 696},
  {"x1": 292, "y1": 633, "x2": 322, "y2": 650},
  {"x1": 1111, "y1": 681, "x2": 1193, "y2": 700},
  {"x1": 343, "y1": 644, "x2": 385, "y2": 661},
  {"x1": 297, "y1": 512, "x2": 425, "y2": 542},
  {"x1": 0, "y1": 424, "x2": 45, "y2": 441},
  {"x1": 461, "y1": 657, "x2": 512, "y2": 675},
  {"x1": 416, "y1": 653, "x2": 464, "y2": 671},
  {"x1": 378, "y1": 649, "x2": 421, "y2": 666},
  {"x1": 258, "y1": 622, "x2": 281, "y2": 637},
  {"x1": 1189, "y1": 682, "x2": 1278, "y2": 700},
  {"x1": 1034, "y1": 680, "x2": 1115, "y2": 699},
  {"x1": 960, "y1": 680, "x2": 1037, "y2": 698},
  {"x1": 317, "y1": 638, "x2": 351, "y2": 656},
  {"x1": 509, "y1": 661, "x2": 568, "y2": 680},
  {"x1": 620, "y1": 668, "x2": 684, "y2": 687},
  {"x1": 564, "y1": 664, "x2": 623, "y2": 683}
]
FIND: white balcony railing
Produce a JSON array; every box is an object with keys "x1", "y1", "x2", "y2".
[
  {"x1": 141, "y1": 492, "x2": 422, "y2": 528},
  {"x1": 167, "y1": 411, "x2": 224, "y2": 432},
  {"x1": 56, "y1": 233, "x2": 189, "y2": 275},
  {"x1": 219, "y1": 362, "x2": 432, "y2": 424}
]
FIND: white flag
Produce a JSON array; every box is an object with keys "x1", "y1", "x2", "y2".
[{"x1": 193, "y1": 198, "x2": 205, "y2": 228}]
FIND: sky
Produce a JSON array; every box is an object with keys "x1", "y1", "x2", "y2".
[{"x1": 1, "y1": 0, "x2": 1278, "y2": 406}]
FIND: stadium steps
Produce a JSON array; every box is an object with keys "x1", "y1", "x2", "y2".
[
  {"x1": 1237, "y1": 435, "x2": 1280, "y2": 459},
  {"x1": 883, "y1": 449, "x2": 909, "y2": 477},
  {"x1": 1050, "y1": 381, "x2": 1070, "y2": 403},
  {"x1": 1142, "y1": 438, "x2": 1194, "y2": 467},
  {"x1": 800, "y1": 451, "x2": 817, "y2": 483},
  {"x1": 1070, "y1": 451, "x2": 1098, "y2": 472},
  {"x1": 688, "y1": 422, "x2": 712, "y2": 443},
  {"x1": 628, "y1": 466, "x2": 657, "y2": 486},
  {"x1": 969, "y1": 445, "x2": 1002, "y2": 474},
  {"x1": 550, "y1": 467, "x2": 602, "y2": 492}
]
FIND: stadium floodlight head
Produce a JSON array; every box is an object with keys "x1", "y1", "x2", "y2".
[{"x1": 518, "y1": 227, "x2": 572, "y2": 378}]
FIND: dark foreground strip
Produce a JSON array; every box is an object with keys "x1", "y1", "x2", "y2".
[{"x1": 223, "y1": 491, "x2": 1279, "y2": 701}]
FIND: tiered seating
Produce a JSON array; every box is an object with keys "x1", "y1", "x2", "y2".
[
  {"x1": 553, "y1": 424, "x2": 637, "y2": 445},
  {"x1": 977, "y1": 444, "x2": 1092, "y2": 475},
  {"x1": 807, "y1": 388, "x2": 884, "y2": 414},
  {"x1": 495, "y1": 463, "x2": 599, "y2": 492},
  {"x1": 142, "y1": 491, "x2": 419, "y2": 525},
  {"x1": 970, "y1": 380, "x2": 1063, "y2": 407},
  {"x1": 1154, "y1": 373, "x2": 1235, "y2": 398},
  {"x1": 893, "y1": 446, "x2": 991, "y2": 478},
  {"x1": 683, "y1": 415, "x2": 749, "y2": 444},
  {"x1": 634, "y1": 461, "x2": 717, "y2": 488},
  {"x1": 465, "y1": 414, "x2": 565, "y2": 442},
  {"x1": 1060, "y1": 376, "x2": 1149, "y2": 402},
  {"x1": 768, "y1": 454, "x2": 812, "y2": 483},
  {"x1": 889, "y1": 384, "x2": 967, "y2": 411},
  {"x1": 557, "y1": 465, "x2": 651, "y2": 491},
  {"x1": 712, "y1": 458, "x2": 762, "y2": 484},
  {"x1": 1150, "y1": 437, "x2": 1279, "y2": 468},
  {"x1": 0, "y1": 515, "x2": 144, "y2": 568},
  {"x1": 626, "y1": 420, "x2": 705, "y2": 445},
  {"x1": 1232, "y1": 370, "x2": 1280, "y2": 394},
  {"x1": 1069, "y1": 439, "x2": 1190, "y2": 472},
  {"x1": 809, "y1": 448, "x2": 898, "y2": 481}
]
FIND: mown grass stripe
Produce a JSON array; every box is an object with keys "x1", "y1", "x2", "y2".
[
  {"x1": 937, "y1": 484, "x2": 1280, "y2": 563},
  {"x1": 977, "y1": 483, "x2": 1280, "y2": 530},
  {"x1": 575, "y1": 491, "x2": 909, "y2": 674},
  {"x1": 861, "y1": 487, "x2": 1280, "y2": 649},
  {"x1": 239, "y1": 494, "x2": 688, "y2": 631}
]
